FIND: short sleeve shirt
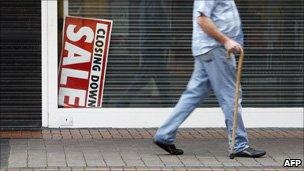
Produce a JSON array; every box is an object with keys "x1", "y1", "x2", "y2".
[{"x1": 192, "y1": 0, "x2": 244, "y2": 56}]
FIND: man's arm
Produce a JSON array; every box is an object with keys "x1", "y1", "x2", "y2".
[{"x1": 197, "y1": 15, "x2": 242, "y2": 55}]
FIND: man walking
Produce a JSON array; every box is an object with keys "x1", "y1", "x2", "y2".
[{"x1": 153, "y1": 0, "x2": 266, "y2": 158}]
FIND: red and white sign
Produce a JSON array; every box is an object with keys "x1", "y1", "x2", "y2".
[{"x1": 58, "y1": 16, "x2": 112, "y2": 108}]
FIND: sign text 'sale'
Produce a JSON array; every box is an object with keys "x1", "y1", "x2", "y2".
[{"x1": 58, "y1": 16, "x2": 112, "y2": 108}]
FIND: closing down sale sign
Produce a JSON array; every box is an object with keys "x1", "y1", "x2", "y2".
[{"x1": 58, "y1": 16, "x2": 112, "y2": 108}]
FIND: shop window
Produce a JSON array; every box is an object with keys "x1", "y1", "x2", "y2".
[{"x1": 57, "y1": 0, "x2": 304, "y2": 108}]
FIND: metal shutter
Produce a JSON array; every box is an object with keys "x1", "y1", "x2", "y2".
[
  {"x1": 64, "y1": 0, "x2": 303, "y2": 108},
  {"x1": 0, "y1": 0, "x2": 42, "y2": 128}
]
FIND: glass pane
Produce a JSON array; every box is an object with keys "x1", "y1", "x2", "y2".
[{"x1": 57, "y1": 0, "x2": 304, "y2": 108}]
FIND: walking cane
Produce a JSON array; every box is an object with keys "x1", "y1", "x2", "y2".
[{"x1": 227, "y1": 48, "x2": 245, "y2": 159}]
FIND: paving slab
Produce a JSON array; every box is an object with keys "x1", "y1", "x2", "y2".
[{"x1": 0, "y1": 139, "x2": 10, "y2": 169}]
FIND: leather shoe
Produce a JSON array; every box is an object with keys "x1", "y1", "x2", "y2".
[
  {"x1": 230, "y1": 147, "x2": 266, "y2": 159},
  {"x1": 153, "y1": 140, "x2": 184, "y2": 155}
]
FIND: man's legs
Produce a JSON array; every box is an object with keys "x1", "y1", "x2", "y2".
[
  {"x1": 154, "y1": 55, "x2": 211, "y2": 144},
  {"x1": 202, "y1": 47, "x2": 249, "y2": 153}
]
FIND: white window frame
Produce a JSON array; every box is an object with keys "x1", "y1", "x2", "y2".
[{"x1": 41, "y1": 0, "x2": 303, "y2": 128}]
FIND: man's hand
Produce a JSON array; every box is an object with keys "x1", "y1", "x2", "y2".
[{"x1": 224, "y1": 39, "x2": 243, "y2": 57}]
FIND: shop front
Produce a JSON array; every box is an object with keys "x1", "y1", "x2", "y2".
[{"x1": 39, "y1": 0, "x2": 304, "y2": 128}]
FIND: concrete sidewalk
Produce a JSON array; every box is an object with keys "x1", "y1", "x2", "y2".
[{"x1": 0, "y1": 128, "x2": 303, "y2": 171}]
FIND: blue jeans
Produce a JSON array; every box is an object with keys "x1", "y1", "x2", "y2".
[{"x1": 154, "y1": 46, "x2": 249, "y2": 153}]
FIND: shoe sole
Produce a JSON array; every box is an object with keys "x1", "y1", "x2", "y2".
[{"x1": 231, "y1": 151, "x2": 266, "y2": 159}]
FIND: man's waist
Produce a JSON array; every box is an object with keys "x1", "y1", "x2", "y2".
[{"x1": 192, "y1": 35, "x2": 243, "y2": 47}]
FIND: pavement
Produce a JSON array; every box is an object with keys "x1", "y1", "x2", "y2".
[{"x1": 0, "y1": 128, "x2": 303, "y2": 171}]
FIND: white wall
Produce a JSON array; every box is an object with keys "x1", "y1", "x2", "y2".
[{"x1": 44, "y1": 108, "x2": 303, "y2": 128}]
